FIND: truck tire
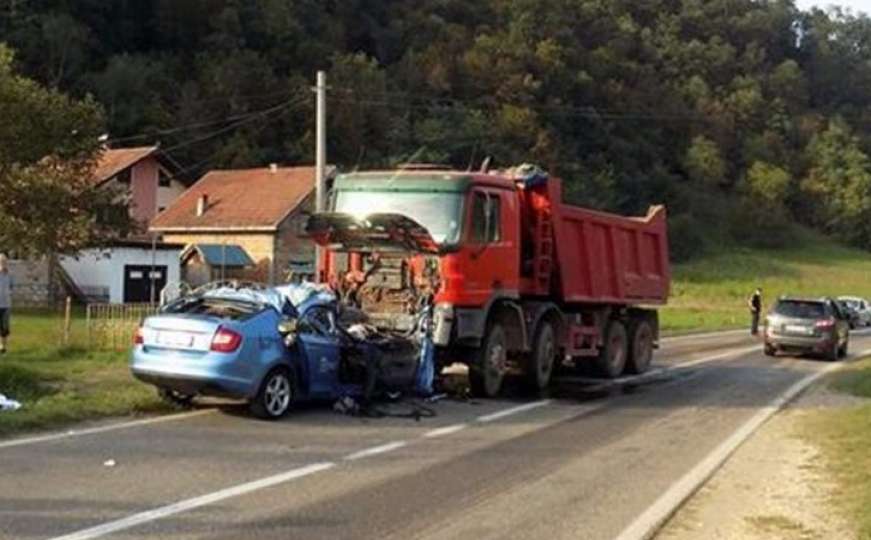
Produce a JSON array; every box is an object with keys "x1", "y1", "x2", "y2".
[
  {"x1": 250, "y1": 367, "x2": 295, "y2": 420},
  {"x1": 469, "y1": 324, "x2": 507, "y2": 398},
  {"x1": 595, "y1": 320, "x2": 628, "y2": 378},
  {"x1": 626, "y1": 319, "x2": 654, "y2": 375},
  {"x1": 525, "y1": 320, "x2": 557, "y2": 391}
]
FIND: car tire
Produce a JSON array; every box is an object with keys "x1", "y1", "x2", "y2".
[
  {"x1": 524, "y1": 320, "x2": 557, "y2": 392},
  {"x1": 250, "y1": 367, "x2": 295, "y2": 420},
  {"x1": 595, "y1": 320, "x2": 628, "y2": 378},
  {"x1": 826, "y1": 341, "x2": 840, "y2": 362},
  {"x1": 470, "y1": 324, "x2": 507, "y2": 398},
  {"x1": 626, "y1": 319, "x2": 654, "y2": 375},
  {"x1": 158, "y1": 388, "x2": 194, "y2": 409},
  {"x1": 763, "y1": 343, "x2": 776, "y2": 357}
]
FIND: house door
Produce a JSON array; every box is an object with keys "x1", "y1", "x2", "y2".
[{"x1": 123, "y1": 265, "x2": 168, "y2": 303}]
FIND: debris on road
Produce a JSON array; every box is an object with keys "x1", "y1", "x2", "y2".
[{"x1": 0, "y1": 393, "x2": 21, "y2": 411}]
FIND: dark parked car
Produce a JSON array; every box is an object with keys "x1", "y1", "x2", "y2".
[{"x1": 764, "y1": 297, "x2": 850, "y2": 360}]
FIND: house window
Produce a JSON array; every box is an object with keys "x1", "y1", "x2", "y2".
[
  {"x1": 158, "y1": 169, "x2": 171, "y2": 187},
  {"x1": 158, "y1": 206, "x2": 166, "y2": 213},
  {"x1": 116, "y1": 168, "x2": 132, "y2": 185}
]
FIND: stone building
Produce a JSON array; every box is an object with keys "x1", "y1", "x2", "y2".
[{"x1": 150, "y1": 165, "x2": 330, "y2": 286}]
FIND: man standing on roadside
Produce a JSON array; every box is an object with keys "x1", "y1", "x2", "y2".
[
  {"x1": 748, "y1": 287, "x2": 762, "y2": 336},
  {"x1": 0, "y1": 254, "x2": 11, "y2": 353}
]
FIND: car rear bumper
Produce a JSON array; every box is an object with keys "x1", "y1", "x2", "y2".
[
  {"x1": 130, "y1": 347, "x2": 257, "y2": 398},
  {"x1": 765, "y1": 333, "x2": 835, "y2": 353}
]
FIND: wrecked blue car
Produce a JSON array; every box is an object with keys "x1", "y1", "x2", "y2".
[{"x1": 130, "y1": 282, "x2": 434, "y2": 419}]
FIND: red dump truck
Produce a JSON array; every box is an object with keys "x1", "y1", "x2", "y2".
[{"x1": 307, "y1": 165, "x2": 670, "y2": 397}]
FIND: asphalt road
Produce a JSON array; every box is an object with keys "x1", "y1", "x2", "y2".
[{"x1": 2, "y1": 328, "x2": 868, "y2": 540}]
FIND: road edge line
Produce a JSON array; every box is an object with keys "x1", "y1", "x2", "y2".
[
  {"x1": 613, "y1": 352, "x2": 866, "y2": 540},
  {"x1": 0, "y1": 409, "x2": 216, "y2": 450}
]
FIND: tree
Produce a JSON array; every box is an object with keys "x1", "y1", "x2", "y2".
[
  {"x1": 684, "y1": 135, "x2": 726, "y2": 187},
  {"x1": 801, "y1": 119, "x2": 871, "y2": 245},
  {"x1": 0, "y1": 44, "x2": 133, "y2": 257}
]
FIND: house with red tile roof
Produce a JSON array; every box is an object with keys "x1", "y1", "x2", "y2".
[
  {"x1": 55, "y1": 146, "x2": 189, "y2": 304},
  {"x1": 150, "y1": 165, "x2": 332, "y2": 286}
]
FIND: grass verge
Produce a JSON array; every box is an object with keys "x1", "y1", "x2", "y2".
[
  {"x1": 0, "y1": 309, "x2": 169, "y2": 438},
  {"x1": 663, "y1": 228, "x2": 871, "y2": 332},
  {"x1": 802, "y1": 358, "x2": 871, "y2": 538}
]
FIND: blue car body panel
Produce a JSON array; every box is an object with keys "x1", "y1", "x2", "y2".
[{"x1": 131, "y1": 284, "x2": 432, "y2": 405}]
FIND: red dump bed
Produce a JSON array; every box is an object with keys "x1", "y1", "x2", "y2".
[{"x1": 552, "y1": 198, "x2": 670, "y2": 306}]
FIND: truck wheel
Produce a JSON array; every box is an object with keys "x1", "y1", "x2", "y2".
[
  {"x1": 525, "y1": 320, "x2": 557, "y2": 391},
  {"x1": 250, "y1": 367, "x2": 295, "y2": 419},
  {"x1": 595, "y1": 320, "x2": 627, "y2": 378},
  {"x1": 626, "y1": 319, "x2": 654, "y2": 375},
  {"x1": 469, "y1": 324, "x2": 507, "y2": 398}
]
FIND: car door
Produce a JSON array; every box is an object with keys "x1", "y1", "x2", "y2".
[{"x1": 296, "y1": 305, "x2": 341, "y2": 398}]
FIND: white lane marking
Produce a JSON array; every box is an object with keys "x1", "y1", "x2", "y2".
[
  {"x1": 424, "y1": 423, "x2": 468, "y2": 438},
  {"x1": 49, "y1": 462, "x2": 335, "y2": 540},
  {"x1": 477, "y1": 400, "x2": 552, "y2": 423},
  {"x1": 0, "y1": 409, "x2": 216, "y2": 450},
  {"x1": 614, "y1": 349, "x2": 871, "y2": 540},
  {"x1": 343, "y1": 441, "x2": 408, "y2": 461}
]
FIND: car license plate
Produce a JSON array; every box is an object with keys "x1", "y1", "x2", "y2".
[
  {"x1": 785, "y1": 325, "x2": 812, "y2": 335},
  {"x1": 157, "y1": 331, "x2": 194, "y2": 348}
]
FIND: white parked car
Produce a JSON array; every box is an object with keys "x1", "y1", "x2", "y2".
[{"x1": 838, "y1": 296, "x2": 871, "y2": 327}]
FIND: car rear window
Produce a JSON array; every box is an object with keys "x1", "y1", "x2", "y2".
[
  {"x1": 162, "y1": 297, "x2": 264, "y2": 320},
  {"x1": 773, "y1": 300, "x2": 827, "y2": 319}
]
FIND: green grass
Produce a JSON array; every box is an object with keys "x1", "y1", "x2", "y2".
[
  {"x1": 662, "y1": 228, "x2": 871, "y2": 333},
  {"x1": 802, "y1": 359, "x2": 871, "y2": 539},
  {"x1": 0, "y1": 309, "x2": 169, "y2": 438}
]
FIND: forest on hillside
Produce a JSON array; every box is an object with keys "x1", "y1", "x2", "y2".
[{"x1": 3, "y1": 0, "x2": 871, "y2": 259}]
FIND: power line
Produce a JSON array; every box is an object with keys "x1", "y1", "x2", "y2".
[
  {"x1": 162, "y1": 95, "x2": 308, "y2": 154},
  {"x1": 106, "y1": 87, "x2": 310, "y2": 145}
]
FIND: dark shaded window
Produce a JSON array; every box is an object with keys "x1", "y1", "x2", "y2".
[
  {"x1": 158, "y1": 170, "x2": 171, "y2": 187},
  {"x1": 470, "y1": 193, "x2": 501, "y2": 244}
]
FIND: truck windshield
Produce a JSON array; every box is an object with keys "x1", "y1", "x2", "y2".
[{"x1": 334, "y1": 191, "x2": 464, "y2": 245}]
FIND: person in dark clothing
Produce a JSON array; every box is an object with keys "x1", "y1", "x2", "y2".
[
  {"x1": 748, "y1": 287, "x2": 762, "y2": 336},
  {"x1": 0, "y1": 254, "x2": 11, "y2": 353}
]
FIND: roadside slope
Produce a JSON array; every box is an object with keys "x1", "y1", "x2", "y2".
[{"x1": 663, "y1": 230, "x2": 871, "y2": 332}]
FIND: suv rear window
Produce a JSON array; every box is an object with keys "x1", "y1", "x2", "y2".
[{"x1": 773, "y1": 300, "x2": 827, "y2": 319}]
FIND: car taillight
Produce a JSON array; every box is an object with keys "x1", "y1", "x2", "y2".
[
  {"x1": 815, "y1": 318, "x2": 836, "y2": 329},
  {"x1": 211, "y1": 327, "x2": 242, "y2": 353},
  {"x1": 134, "y1": 327, "x2": 144, "y2": 345}
]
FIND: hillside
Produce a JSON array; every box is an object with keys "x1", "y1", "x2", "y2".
[{"x1": 662, "y1": 229, "x2": 871, "y2": 332}]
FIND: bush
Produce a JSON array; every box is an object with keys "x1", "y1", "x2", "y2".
[{"x1": 726, "y1": 199, "x2": 796, "y2": 249}]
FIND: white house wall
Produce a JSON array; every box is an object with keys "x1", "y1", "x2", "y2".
[{"x1": 60, "y1": 247, "x2": 181, "y2": 304}]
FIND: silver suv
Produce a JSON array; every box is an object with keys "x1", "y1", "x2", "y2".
[{"x1": 764, "y1": 297, "x2": 850, "y2": 360}]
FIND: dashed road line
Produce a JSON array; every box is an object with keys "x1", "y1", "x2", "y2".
[
  {"x1": 49, "y1": 462, "x2": 335, "y2": 540},
  {"x1": 477, "y1": 400, "x2": 552, "y2": 423},
  {"x1": 344, "y1": 441, "x2": 408, "y2": 461},
  {"x1": 424, "y1": 423, "x2": 468, "y2": 438}
]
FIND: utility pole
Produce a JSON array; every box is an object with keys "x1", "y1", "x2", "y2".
[{"x1": 314, "y1": 70, "x2": 327, "y2": 282}]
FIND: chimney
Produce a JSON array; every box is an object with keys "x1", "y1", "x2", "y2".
[
  {"x1": 269, "y1": 163, "x2": 278, "y2": 174},
  {"x1": 196, "y1": 194, "x2": 208, "y2": 217}
]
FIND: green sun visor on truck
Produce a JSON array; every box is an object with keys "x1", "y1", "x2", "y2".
[{"x1": 305, "y1": 212, "x2": 440, "y2": 254}]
